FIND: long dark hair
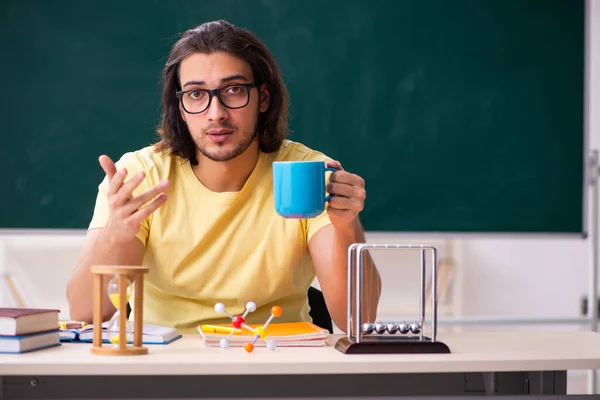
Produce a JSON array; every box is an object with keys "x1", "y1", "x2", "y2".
[{"x1": 154, "y1": 20, "x2": 289, "y2": 165}]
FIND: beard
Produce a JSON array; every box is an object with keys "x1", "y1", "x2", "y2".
[{"x1": 195, "y1": 121, "x2": 258, "y2": 162}]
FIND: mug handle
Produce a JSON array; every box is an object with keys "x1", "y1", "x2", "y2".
[{"x1": 324, "y1": 167, "x2": 339, "y2": 202}]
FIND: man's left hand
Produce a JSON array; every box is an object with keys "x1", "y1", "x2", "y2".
[{"x1": 325, "y1": 160, "x2": 366, "y2": 229}]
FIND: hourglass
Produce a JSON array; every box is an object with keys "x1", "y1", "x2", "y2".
[{"x1": 90, "y1": 265, "x2": 149, "y2": 355}]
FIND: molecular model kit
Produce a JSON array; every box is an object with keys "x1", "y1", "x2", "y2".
[{"x1": 214, "y1": 301, "x2": 282, "y2": 352}]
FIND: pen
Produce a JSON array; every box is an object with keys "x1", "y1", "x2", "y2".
[
  {"x1": 59, "y1": 321, "x2": 89, "y2": 330},
  {"x1": 200, "y1": 324, "x2": 241, "y2": 334}
]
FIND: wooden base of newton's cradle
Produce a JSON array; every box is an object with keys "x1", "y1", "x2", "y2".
[
  {"x1": 90, "y1": 265, "x2": 149, "y2": 356},
  {"x1": 335, "y1": 336, "x2": 451, "y2": 354}
]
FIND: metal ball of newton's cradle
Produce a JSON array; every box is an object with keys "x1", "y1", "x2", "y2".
[
  {"x1": 410, "y1": 322, "x2": 421, "y2": 334},
  {"x1": 374, "y1": 322, "x2": 387, "y2": 334},
  {"x1": 362, "y1": 322, "x2": 374, "y2": 334},
  {"x1": 398, "y1": 322, "x2": 410, "y2": 334},
  {"x1": 386, "y1": 323, "x2": 398, "y2": 334}
]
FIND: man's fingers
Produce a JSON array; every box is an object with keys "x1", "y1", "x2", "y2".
[
  {"x1": 129, "y1": 193, "x2": 168, "y2": 224},
  {"x1": 330, "y1": 171, "x2": 364, "y2": 187},
  {"x1": 108, "y1": 168, "x2": 128, "y2": 196},
  {"x1": 124, "y1": 180, "x2": 171, "y2": 214},
  {"x1": 328, "y1": 195, "x2": 363, "y2": 211},
  {"x1": 326, "y1": 160, "x2": 344, "y2": 171},
  {"x1": 327, "y1": 182, "x2": 367, "y2": 201},
  {"x1": 100, "y1": 155, "x2": 128, "y2": 196},
  {"x1": 117, "y1": 170, "x2": 148, "y2": 202},
  {"x1": 99, "y1": 155, "x2": 117, "y2": 180}
]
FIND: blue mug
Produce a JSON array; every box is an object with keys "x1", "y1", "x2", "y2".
[{"x1": 273, "y1": 161, "x2": 338, "y2": 218}]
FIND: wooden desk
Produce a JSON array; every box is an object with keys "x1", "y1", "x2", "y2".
[{"x1": 1, "y1": 331, "x2": 599, "y2": 399}]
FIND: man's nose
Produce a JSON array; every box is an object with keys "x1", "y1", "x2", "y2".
[{"x1": 206, "y1": 96, "x2": 228, "y2": 123}]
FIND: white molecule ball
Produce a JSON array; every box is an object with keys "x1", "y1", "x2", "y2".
[
  {"x1": 266, "y1": 339, "x2": 277, "y2": 351},
  {"x1": 246, "y1": 301, "x2": 257, "y2": 312},
  {"x1": 214, "y1": 303, "x2": 226, "y2": 313},
  {"x1": 219, "y1": 338, "x2": 229, "y2": 349}
]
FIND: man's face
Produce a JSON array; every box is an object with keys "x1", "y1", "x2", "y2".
[{"x1": 178, "y1": 52, "x2": 269, "y2": 162}]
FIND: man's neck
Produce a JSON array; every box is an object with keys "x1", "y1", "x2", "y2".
[{"x1": 192, "y1": 143, "x2": 260, "y2": 193}]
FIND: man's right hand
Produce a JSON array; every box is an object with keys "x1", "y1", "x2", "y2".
[{"x1": 99, "y1": 155, "x2": 170, "y2": 243}]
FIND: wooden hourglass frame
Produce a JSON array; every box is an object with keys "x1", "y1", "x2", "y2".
[{"x1": 90, "y1": 265, "x2": 149, "y2": 355}]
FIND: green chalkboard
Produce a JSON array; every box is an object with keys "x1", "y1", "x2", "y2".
[{"x1": 0, "y1": 0, "x2": 585, "y2": 234}]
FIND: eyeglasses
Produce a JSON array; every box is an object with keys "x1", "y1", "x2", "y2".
[{"x1": 175, "y1": 82, "x2": 259, "y2": 114}]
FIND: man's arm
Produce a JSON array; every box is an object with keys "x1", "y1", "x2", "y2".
[
  {"x1": 66, "y1": 154, "x2": 169, "y2": 322},
  {"x1": 66, "y1": 228, "x2": 145, "y2": 322},
  {"x1": 308, "y1": 220, "x2": 381, "y2": 332}
]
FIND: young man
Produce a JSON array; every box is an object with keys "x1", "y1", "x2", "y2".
[{"x1": 66, "y1": 20, "x2": 381, "y2": 333}]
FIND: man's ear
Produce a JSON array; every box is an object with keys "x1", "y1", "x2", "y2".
[{"x1": 259, "y1": 84, "x2": 270, "y2": 113}]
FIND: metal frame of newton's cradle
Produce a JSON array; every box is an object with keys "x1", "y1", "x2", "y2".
[{"x1": 335, "y1": 243, "x2": 450, "y2": 354}]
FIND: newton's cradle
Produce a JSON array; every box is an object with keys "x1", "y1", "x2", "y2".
[{"x1": 334, "y1": 243, "x2": 451, "y2": 354}]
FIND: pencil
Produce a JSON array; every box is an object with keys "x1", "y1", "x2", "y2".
[{"x1": 200, "y1": 324, "x2": 241, "y2": 334}]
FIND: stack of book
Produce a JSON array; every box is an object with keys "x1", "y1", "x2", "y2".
[
  {"x1": 0, "y1": 308, "x2": 61, "y2": 353},
  {"x1": 198, "y1": 321, "x2": 330, "y2": 347}
]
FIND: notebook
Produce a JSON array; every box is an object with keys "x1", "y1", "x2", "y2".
[
  {"x1": 0, "y1": 308, "x2": 60, "y2": 336},
  {"x1": 60, "y1": 322, "x2": 182, "y2": 344},
  {"x1": 0, "y1": 330, "x2": 61, "y2": 354},
  {"x1": 198, "y1": 321, "x2": 330, "y2": 347}
]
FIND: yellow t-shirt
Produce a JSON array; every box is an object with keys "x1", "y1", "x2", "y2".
[{"x1": 89, "y1": 140, "x2": 333, "y2": 333}]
